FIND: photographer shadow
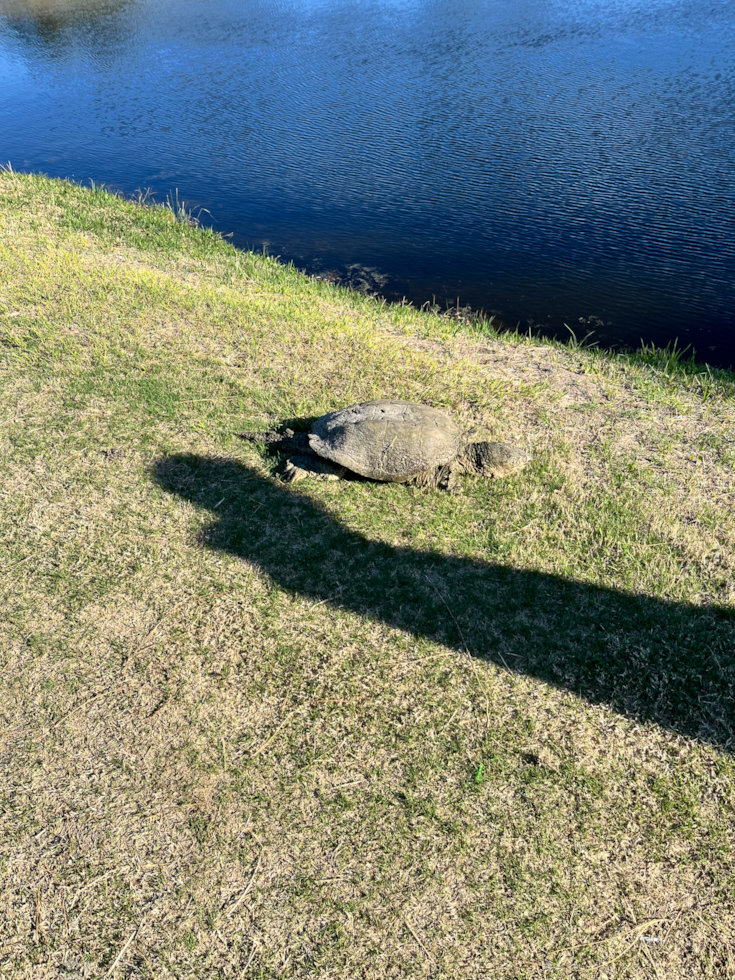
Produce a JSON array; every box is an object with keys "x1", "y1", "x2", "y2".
[{"x1": 154, "y1": 454, "x2": 734, "y2": 752}]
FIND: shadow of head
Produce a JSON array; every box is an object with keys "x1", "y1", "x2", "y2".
[{"x1": 153, "y1": 453, "x2": 735, "y2": 752}]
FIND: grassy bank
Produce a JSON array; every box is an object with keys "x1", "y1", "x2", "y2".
[{"x1": 1, "y1": 172, "x2": 734, "y2": 979}]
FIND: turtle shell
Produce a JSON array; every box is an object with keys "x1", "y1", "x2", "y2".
[{"x1": 308, "y1": 400, "x2": 462, "y2": 482}]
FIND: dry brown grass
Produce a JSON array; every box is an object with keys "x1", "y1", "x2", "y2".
[{"x1": 1, "y1": 172, "x2": 734, "y2": 979}]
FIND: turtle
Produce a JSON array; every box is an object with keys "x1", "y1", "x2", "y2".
[{"x1": 239, "y1": 400, "x2": 531, "y2": 490}]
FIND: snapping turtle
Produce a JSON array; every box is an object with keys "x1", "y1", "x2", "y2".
[{"x1": 240, "y1": 400, "x2": 531, "y2": 490}]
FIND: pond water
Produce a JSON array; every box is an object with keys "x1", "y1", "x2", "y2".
[{"x1": 1, "y1": 0, "x2": 734, "y2": 366}]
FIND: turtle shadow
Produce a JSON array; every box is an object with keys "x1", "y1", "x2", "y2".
[{"x1": 153, "y1": 454, "x2": 735, "y2": 752}]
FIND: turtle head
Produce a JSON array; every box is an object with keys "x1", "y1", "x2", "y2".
[{"x1": 458, "y1": 441, "x2": 532, "y2": 478}]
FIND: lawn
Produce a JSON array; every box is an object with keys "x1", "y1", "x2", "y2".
[{"x1": 1, "y1": 171, "x2": 734, "y2": 978}]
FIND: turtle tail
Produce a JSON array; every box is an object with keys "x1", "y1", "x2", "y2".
[{"x1": 237, "y1": 428, "x2": 312, "y2": 454}]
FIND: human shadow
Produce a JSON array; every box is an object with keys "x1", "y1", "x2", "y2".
[{"x1": 154, "y1": 454, "x2": 734, "y2": 752}]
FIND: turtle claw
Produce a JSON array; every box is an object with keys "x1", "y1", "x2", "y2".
[
  {"x1": 282, "y1": 456, "x2": 343, "y2": 482},
  {"x1": 437, "y1": 464, "x2": 460, "y2": 492},
  {"x1": 282, "y1": 459, "x2": 308, "y2": 483}
]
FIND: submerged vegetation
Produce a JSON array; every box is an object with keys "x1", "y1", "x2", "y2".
[{"x1": 1, "y1": 172, "x2": 734, "y2": 978}]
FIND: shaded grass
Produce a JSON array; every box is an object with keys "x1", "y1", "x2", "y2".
[
  {"x1": 1, "y1": 172, "x2": 734, "y2": 979},
  {"x1": 154, "y1": 453, "x2": 734, "y2": 746}
]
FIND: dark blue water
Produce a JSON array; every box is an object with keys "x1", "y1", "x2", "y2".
[{"x1": 2, "y1": 0, "x2": 734, "y2": 365}]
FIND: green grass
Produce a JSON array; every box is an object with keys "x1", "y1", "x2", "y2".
[{"x1": 1, "y1": 171, "x2": 734, "y2": 979}]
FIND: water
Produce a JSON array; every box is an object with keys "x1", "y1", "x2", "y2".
[{"x1": 1, "y1": 0, "x2": 734, "y2": 366}]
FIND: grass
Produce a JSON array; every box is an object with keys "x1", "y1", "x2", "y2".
[{"x1": 1, "y1": 171, "x2": 734, "y2": 979}]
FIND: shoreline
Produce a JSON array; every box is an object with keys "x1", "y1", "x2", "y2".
[{"x1": 7, "y1": 165, "x2": 735, "y2": 381}]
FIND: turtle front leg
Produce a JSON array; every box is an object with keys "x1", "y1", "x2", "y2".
[
  {"x1": 282, "y1": 455, "x2": 346, "y2": 482},
  {"x1": 437, "y1": 463, "x2": 461, "y2": 491},
  {"x1": 458, "y1": 441, "x2": 532, "y2": 478},
  {"x1": 411, "y1": 463, "x2": 461, "y2": 491}
]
